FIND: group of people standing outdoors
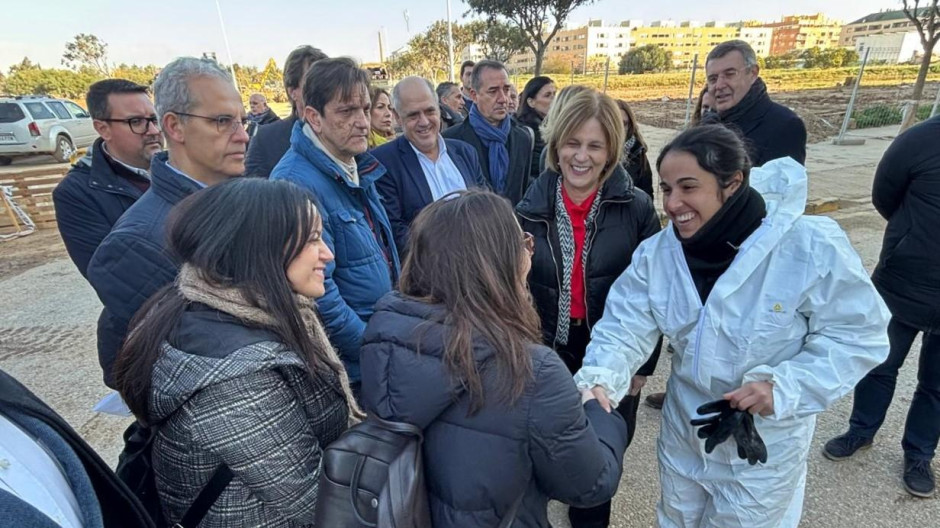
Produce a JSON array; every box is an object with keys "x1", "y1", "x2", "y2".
[{"x1": 1, "y1": 37, "x2": 936, "y2": 528}]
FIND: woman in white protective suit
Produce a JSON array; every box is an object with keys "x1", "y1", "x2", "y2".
[{"x1": 574, "y1": 124, "x2": 891, "y2": 527}]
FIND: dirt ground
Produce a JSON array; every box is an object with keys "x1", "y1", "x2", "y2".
[
  {"x1": 630, "y1": 82, "x2": 940, "y2": 143},
  {"x1": 0, "y1": 229, "x2": 66, "y2": 281}
]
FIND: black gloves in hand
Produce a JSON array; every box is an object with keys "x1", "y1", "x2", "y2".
[{"x1": 690, "y1": 399, "x2": 768, "y2": 465}]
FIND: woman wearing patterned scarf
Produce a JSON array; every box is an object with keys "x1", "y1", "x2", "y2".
[
  {"x1": 113, "y1": 178, "x2": 362, "y2": 527},
  {"x1": 516, "y1": 89, "x2": 662, "y2": 528}
]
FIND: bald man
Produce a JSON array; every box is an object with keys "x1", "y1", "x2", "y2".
[
  {"x1": 246, "y1": 93, "x2": 280, "y2": 138},
  {"x1": 372, "y1": 76, "x2": 485, "y2": 254}
]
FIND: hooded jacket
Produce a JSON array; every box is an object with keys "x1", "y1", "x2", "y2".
[
  {"x1": 149, "y1": 304, "x2": 348, "y2": 527},
  {"x1": 575, "y1": 158, "x2": 889, "y2": 526}
]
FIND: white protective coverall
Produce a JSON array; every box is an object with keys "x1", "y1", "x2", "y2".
[{"x1": 574, "y1": 158, "x2": 890, "y2": 527}]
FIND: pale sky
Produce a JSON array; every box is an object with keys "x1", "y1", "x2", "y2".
[{"x1": 0, "y1": 0, "x2": 904, "y2": 72}]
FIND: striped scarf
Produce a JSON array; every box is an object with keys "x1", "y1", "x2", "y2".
[{"x1": 553, "y1": 179, "x2": 603, "y2": 346}]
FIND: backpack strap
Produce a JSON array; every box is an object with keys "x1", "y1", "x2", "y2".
[{"x1": 173, "y1": 463, "x2": 234, "y2": 528}]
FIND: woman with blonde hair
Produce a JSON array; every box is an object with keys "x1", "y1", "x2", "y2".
[
  {"x1": 518, "y1": 88, "x2": 662, "y2": 528},
  {"x1": 368, "y1": 86, "x2": 395, "y2": 148}
]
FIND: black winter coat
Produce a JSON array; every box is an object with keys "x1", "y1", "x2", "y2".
[
  {"x1": 52, "y1": 138, "x2": 145, "y2": 278},
  {"x1": 517, "y1": 112, "x2": 546, "y2": 182},
  {"x1": 871, "y1": 115, "x2": 940, "y2": 330},
  {"x1": 244, "y1": 116, "x2": 296, "y2": 178},
  {"x1": 360, "y1": 292, "x2": 629, "y2": 528},
  {"x1": 623, "y1": 139, "x2": 654, "y2": 200},
  {"x1": 516, "y1": 167, "x2": 662, "y2": 375},
  {"x1": 442, "y1": 119, "x2": 534, "y2": 204},
  {"x1": 720, "y1": 80, "x2": 807, "y2": 167}
]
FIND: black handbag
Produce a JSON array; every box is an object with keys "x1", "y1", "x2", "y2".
[{"x1": 315, "y1": 414, "x2": 527, "y2": 528}]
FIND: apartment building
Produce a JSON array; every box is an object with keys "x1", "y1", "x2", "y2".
[
  {"x1": 766, "y1": 13, "x2": 842, "y2": 55},
  {"x1": 506, "y1": 19, "x2": 638, "y2": 73},
  {"x1": 631, "y1": 22, "x2": 738, "y2": 68},
  {"x1": 854, "y1": 32, "x2": 924, "y2": 64},
  {"x1": 839, "y1": 9, "x2": 920, "y2": 47}
]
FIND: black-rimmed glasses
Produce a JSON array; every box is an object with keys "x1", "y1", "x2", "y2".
[
  {"x1": 173, "y1": 112, "x2": 249, "y2": 134},
  {"x1": 99, "y1": 116, "x2": 159, "y2": 135}
]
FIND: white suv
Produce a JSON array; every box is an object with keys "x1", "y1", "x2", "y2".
[{"x1": 0, "y1": 95, "x2": 98, "y2": 165}]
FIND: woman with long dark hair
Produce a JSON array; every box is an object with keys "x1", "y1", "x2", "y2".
[
  {"x1": 113, "y1": 178, "x2": 362, "y2": 527},
  {"x1": 360, "y1": 190, "x2": 628, "y2": 528},
  {"x1": 518, "y1": 88, "x2": 662, "y2": 528},
  {"x1": 575, "y1": 124, "x2": 889, "y2": 527},
  {"x1": 517, "y1": 76, "x2": 556, "y2": 181}
]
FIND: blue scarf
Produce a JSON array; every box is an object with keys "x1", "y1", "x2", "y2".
[{"x1": 468, "y1": 104, "x2": 511, "y2": 193}]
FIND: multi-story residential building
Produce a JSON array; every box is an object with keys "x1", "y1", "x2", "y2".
[
  {"x1": 839, "y1": 9, "x2": 921, "y2": 47},
  {"x1": 631, "y1": 21, "x2": 738, "y2": 68},
  {"x1": 854, "y1": 32, "x2": 924, "y2": 64},
  {"x1": 460, "y1": 44, "x2": 487, "y2": 64},
  {"x1": 766, "y1": 13, "x2": 842, "y2": 55},
  {"x1": 506, "y1": 19, "x2": 639, "y2": 73},
  {"x1": 735, "y1": 25, "x2": 775, "y2": 58}
]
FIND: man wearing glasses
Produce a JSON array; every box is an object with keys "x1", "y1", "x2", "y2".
[
  {"x1": 87, "y1": 57, "x2": 249, "y2": 388},
  {"x1": 705, "y1": 40, "x2": 806, "y2": 166},
  {"x1": 53, "y1": 79, "x2": 163, "y2": 278}
]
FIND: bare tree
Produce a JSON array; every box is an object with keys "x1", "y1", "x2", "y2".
[
  {"x1": 900, "y1": 0, "x2": 939, "y2": 130},
  {"x1": 62, "y1": 34, "x2": 111, "y2": 76},
  {"x1": 466, "y1": 0, "x2": 595, "y2": 75}
]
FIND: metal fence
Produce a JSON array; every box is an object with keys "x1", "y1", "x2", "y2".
[{"x1": 835, "y1": 48, "x2": 940, "y2": 145}]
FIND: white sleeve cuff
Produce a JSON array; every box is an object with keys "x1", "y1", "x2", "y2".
[{"x1": 574, "y1": 366, "x2": 632, "y2": 404}]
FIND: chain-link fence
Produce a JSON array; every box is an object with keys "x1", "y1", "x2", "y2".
[{"x1": 834, "y1": 48, "x2": 940, "y2": 144}]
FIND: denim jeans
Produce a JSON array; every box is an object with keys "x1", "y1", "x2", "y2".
[{"x1": 849, "y1": 316, "x2": 940, "y2": 461}]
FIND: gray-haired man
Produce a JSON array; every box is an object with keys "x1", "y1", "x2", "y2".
[
  {"x1": 87, "y1": 56, "x2": 249, "y2": 387},
  {"x1": 705, "y1": 40, "x2": 806, "y2": 166}
]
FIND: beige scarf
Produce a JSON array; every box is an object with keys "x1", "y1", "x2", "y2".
[
  {"x1": 302, "y1": 123, "x2": 359, "y2": 186},
  {"x1": 177, "y1": 264, "x2": 365, "y2": 422}
]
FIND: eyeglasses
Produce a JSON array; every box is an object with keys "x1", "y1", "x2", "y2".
[
  {"x1": 173, "y1": 112, "x2": 250, "y2": 134},
  {"x1": 523, "y1": 232, "x2": 535, "y2": 256},
  {"x1": 706, "y1": 67, "x2": 750, "y2": 86},
  {"x1": 99, "y1": 116, "x2": 159, "y2": 135}
]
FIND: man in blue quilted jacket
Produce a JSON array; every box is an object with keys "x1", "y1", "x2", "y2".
[
  {"x1": 271, "y1": 57, "x2": 400, "y2": 394},
  {"x1": 87, "y1": 57, "x2": 249, "y2": 388}
]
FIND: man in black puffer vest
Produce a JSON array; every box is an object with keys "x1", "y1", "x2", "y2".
[{"x1": 705, "y1": 40, "x2": 806, "y2": 167}]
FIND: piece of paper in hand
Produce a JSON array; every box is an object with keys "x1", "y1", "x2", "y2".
[{"x1": 93, "y1": 390, "x2": 133, "y2": 417}]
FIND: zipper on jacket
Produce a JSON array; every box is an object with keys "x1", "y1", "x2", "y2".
[
  {"x1": 583, "y1": 197, "x2": 631, "y2": 328},
  {"x1": 676, "y1": 245, "x2": 707, "y2": 382}
]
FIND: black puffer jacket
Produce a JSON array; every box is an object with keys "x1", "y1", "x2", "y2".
[
  {"x1": 516, "y1": 167, "x2": 662, "y2": 375},
  {"x1": 518, "y1": 112, "x2": 546, "y2": 182},
  {"x1": 623, "y1": 139, "x2": 654, "y2": 199},
  {"x1": 360, "y1": 292, "x2": 628, "y2": 528},
  {"x1": 871, "y1": 114, "x2": 940, "y2": 330}
]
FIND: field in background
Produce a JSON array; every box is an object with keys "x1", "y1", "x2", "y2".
[{"x1": 514, "y1": 65, "x2": 940, "y2": 102}]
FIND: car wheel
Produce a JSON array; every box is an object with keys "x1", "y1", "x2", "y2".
[
  {"x1": 52, "y1": 135, "x2": 75, "y2": 163},
  {"x1": 0, "y1": 156, "x2": 12, "y2": 166}
]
